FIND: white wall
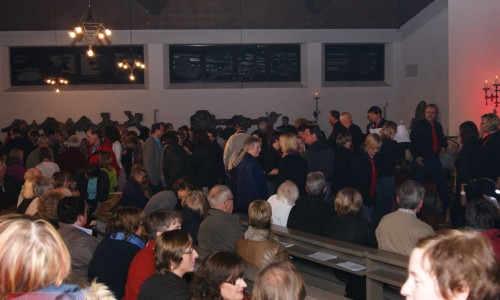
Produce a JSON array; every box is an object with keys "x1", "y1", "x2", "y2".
[
  {"x1": 448, "y1": 0, "x2": 500, "y2": 133},
  {"x1": 0, "y1": 28, "x2": 400, "y2": 139},
  {"x1": 399, "y1": 0, "x2": 449, "y2": 133}
]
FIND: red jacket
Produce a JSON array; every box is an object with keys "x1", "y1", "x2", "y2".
[
  {"x1": 123, "y1": 241, "x2": 155, "y2": 300},
  {"x1": 88, "y1": 140, "x2": 120, "y2": 176}
]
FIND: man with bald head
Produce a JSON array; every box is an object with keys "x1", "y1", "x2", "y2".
[
  {"x1": 340, "y1": 112, "x2": 364, "y2": 152},
  {"x1": 198, "y1": 185, "x2": 245, "y2": 252}
]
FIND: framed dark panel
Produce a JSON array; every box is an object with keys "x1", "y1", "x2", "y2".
[
  {"x1": 10, "y1": 46, "x2": 145, "y2": 86},
  {"x1": 325, "y1": 44, "x2": 384, "y2": 81},
  {"x1": 170, "y1": 44, "x2": 300, "y2": 83}
]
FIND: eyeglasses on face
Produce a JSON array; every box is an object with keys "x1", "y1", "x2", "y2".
[{"x1": 225, "y1": 273, "x2": 247, "y2": 285}]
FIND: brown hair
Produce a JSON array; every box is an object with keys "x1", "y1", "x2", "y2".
[
  {"x1": 416, "y1": 229, "x2": 500, "y2": 300},
  {"x1": 192, "y1": 251, "x2": 247, "y2": 300},
  {"x1": 380, "y1": 121, "x2": 397, "y2": 139},
  {"x1": 155, "y1": 229, "x2": 192, "y2": 274},
  {"x1": 105, "y1": 206, "x2": 143, "y2": 239},
  {"x1": 248, "y1": 200, "x2": 272, "y2": 229},
  {"x1": 334, "y1": 188, "x2": 362, "y2": 216}
]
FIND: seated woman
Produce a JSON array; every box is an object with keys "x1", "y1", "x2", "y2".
[
  {"x1": 88, "y1": 206, "x2": 144, "y2": 299},
  {"x1": 75, "y1": 163, "x2": 110, "y2": 216},
  {"x1": 191, "y1": 251, "x2": 248, "y2": 300},
  {"x1": 138, "y1": 229, "x2": 198, "y2": 300},
  {"x1": 35, "y1": 147, "x2": 60, "y2": 178},
  {"x1": 5, "y1": 148, "x2": 25, "y2": 183},
  {"x1": 401, "y1": 229, "x2": 500, "y2": 300},
  {"x1": 267, "y1": 180, "x2": 299, "y2": 226},
  {"x1": 121, "y1": 166, "x2": 149, "y2": 209},
  {"x1": 323, "y1": 188, "x2": 377, "y2": 248},
  {"x1": 18, "y1": 176, "x2": 54, "y2": 216},
  {"x1": 236, "y1": 200, "x2": 290, "y2": 269},
  {"x1": 0, "y1": 215, "x2": 113, "y2": 299},
  {"x1": 181, "y1": 190, "x2": 209, "y2": 245},
  {"x1": 323, "y1": 188, "x2": 377, "y2": 300}
]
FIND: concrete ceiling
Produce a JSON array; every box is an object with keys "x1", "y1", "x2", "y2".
[{"x1": 0, "y1": 0, "x2": 435, "y2": 31}]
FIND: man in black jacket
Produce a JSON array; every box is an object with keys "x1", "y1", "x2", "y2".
[
  {"x1": 409, "y1": 104, "x2": 450, "y2": 211},
  {"x1": 304, "y1": 125, "x2": 335, "y2": 201}
]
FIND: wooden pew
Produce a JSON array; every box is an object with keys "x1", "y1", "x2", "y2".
[
  {"x1": 270, "y1": 224, "x2": 408, "y2": 299},
  {"x1": 365, "y1": 250, "x2": 408, "y2": 299}
]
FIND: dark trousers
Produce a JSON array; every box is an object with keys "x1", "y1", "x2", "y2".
[
  {"x1": 372, "y1": 176, "x2": 395, "y2": 228},
  {"x1": 412, "y1": 157, "x2": 451, "y2": 210}
]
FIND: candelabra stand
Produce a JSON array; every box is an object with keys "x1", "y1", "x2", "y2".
[
  {"x1": 483, "y1": 78, "x2": 500, "y2": 114},
  {"x1": 313, "y1": 93, "x2": 321, "y2": 122}
]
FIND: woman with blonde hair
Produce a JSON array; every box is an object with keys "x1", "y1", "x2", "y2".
[
  {"x1": 401, "y1": 229, "x2": 500, "y2": 300},
  {"x1": 277, "y1": 133, "x2": 308, "y2": 196},
  {"x1": 182, "y1": 190, "x2": 209, "y2": 245},
  {"x1": 0, "y1": 215, "x2": 113, "y2": 299},
  {"x1": 350, "y1": 133, "x2": 382, "y2": 222},
  {"x1": 237, "y1": 200, "x2": 290, "y2": 269},
  {"x1": 236, "y1": 136, "x2": 268, "y2": 213},
  {"x1": 18, "y1": 176, "x2": 54, "y2": 216}
]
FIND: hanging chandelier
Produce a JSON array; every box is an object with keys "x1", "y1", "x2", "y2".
[
  {"x1": 45, "y1": 77, "x2": 69, "y2": 93},
  {"x1": 117, "y1": 0, "x2": 145, "y2": 81},
  {"x1": 117, "y1": 52, "x2": 146, "y2": 81},
  {"x1": 68, "y1": 0, "x2": 111, "y2": 57}
]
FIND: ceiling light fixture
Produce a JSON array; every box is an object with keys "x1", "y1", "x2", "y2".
[
  {"x1": 45, "y1": 0, "x2": 69, "y2": 93},
  {"x1": 46, "y1": 78, "x2": 69, "y2": 93},
  {"x1": 68, "y1": 0, "x2": 111, "y2": 57},
  {"x1": 117, "y1": 0, "x2": 145, "y2": 81}
]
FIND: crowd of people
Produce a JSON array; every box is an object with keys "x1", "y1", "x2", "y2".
[{"x1": 0, "y1": 104, "x2": 499, "y2": 299}]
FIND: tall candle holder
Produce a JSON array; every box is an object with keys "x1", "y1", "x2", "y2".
[
  {"x1": 483, "y1": 76, "x2": 500, "y2": 114},
  {"x1": 313, "y1": 92, "x2": 321, "y2": 122}
]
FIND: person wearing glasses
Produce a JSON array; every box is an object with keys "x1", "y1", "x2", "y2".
[
  {"x1": 191, "y1": 251, "x2": 248, "y2": 300},
  {"x1": 198, "y1": 185, "x2": 245, "y2": 252},
  {"x1": 138, "y1": 229, "x2": 198, "y2": 300}
]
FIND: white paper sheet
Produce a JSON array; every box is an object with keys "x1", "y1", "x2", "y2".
[
  {"x1": 308, "y1": 252, "x2": 337, "y2": 261},
  {"x1": 337, "y1": 261, "x2": 366, "y2": 271}
]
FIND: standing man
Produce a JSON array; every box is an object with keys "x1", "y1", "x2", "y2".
[
  {"x1": 143, "y1": 123, "x2": 165, "y2": 195},
  {"x1": 366, "y1": 106, "x2": 387, "y2": 134},
  {"x1": 340, "y1": 112, "x2": 364, "y2": 152},
  {"x1": 327, "y1": 110, "x2": 344, "y2": 147},
  {"x1": 303, "y1": 125, "x2": 335, "y2": 201},
  {"x1": 276, "y1": 116, "x2": 298, "y2": 134},
  {"x1": 409, "y1": 104, "x2": 450, "y2": 211}
]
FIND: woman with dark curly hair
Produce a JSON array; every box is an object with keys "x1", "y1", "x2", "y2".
[{"x1": 191, "y1": 251, "x2": 248, "y2": 300}]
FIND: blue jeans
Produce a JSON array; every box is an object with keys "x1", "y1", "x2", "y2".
[
  {"x1": 371, "y1": 176, "x2": 395, "y2": 228},
  {"x1": 412, "y1": 157, "x2": 451, "y2": 210}
]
